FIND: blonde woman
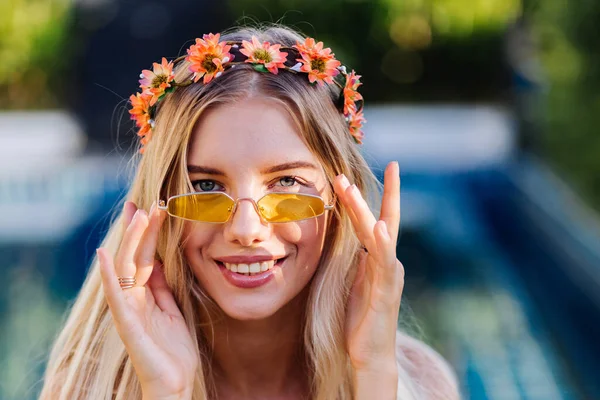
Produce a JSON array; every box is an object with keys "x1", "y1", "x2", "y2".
[{"x1": 41, "y1": 26, "x2": 460, "y2": 399}]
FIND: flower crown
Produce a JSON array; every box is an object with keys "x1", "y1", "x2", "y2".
[{"x1": 129, "y1": 33, "x2": 366, "y2": 153}]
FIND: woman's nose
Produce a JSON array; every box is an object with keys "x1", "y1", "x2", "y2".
[{"x1": 223, "y1": 198, "x2": 270, "y2": 246}]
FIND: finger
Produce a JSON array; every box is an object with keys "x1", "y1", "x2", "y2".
[
  {"x1": 344, "y1": 183, "x2": 378, "y2": 252},
  {"x1": 333, "y1": 174, "x2": 351, "y2": 203},
  {"x1": 373, "y1": 221, "x2": 402, "y2": 297},
  {"x1": 114, "y1": 209, "x2": 149, "y2": 279},
  {"x1": 146, "y1": 261, "x2": 184, "y2": 318},
  {"x1": 348, "y1": 250, "x2": 367, "y2": 298},
  {"x1": 334, "y1": 174, "x2": 377, "y2": 251},
  {"x1": 98, "y1": 248, "x2": 161, "y2": 372},
  {"x1": 122, "y1": 201, "x2": 137, "y2": 231},
  {"x1": 346, "y1": 251, "x2": 369, "y2": 318},
  {"x1": 135, "y1": 202, "x2": 168, "y2": 286},
  {"x1": 114, "y1": 201, "x2": 137, "y2": 270},
  {"x1": 379, "y1": 162, "x2": 401, "y2": 244},
  {"x1": 97, "y1": 248, "x2": 137, "y2": 327},
  {"x1": 333, "y1": 175, "x2": 363, "y2": 242}
]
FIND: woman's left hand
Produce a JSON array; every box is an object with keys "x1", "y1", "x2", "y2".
[{"x1": 333, "y1": 161, "x2": 403, "y2": 376}]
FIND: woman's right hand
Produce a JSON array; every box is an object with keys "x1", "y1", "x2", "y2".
[{"x1": 97, "y1": 201, "x2": 198, "y2": 400}]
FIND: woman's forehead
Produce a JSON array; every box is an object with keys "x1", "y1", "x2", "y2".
[{"x1": 188, "y1": 99, "x2": 322, "y2": 172}]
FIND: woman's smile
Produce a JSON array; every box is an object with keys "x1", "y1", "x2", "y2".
[{"x1": 215, "y1": 256, "x2": 289, "y2": 289}]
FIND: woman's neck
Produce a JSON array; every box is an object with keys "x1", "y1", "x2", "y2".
[{"x1": 206, "y1": 291, "x2": 310, "y2": 399}]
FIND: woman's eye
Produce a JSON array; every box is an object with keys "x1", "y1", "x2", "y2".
[
  {"x1": 192, "y1": 180, "x2": 223, "y2": 192},
  {"x1": 278, "y1": 176, "x2": 297, "y2": 187}
]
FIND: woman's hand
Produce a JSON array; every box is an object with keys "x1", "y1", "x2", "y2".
[
  {"x1": 97, "y1": 201, "x2": 198, "y2": 400},
  {"x1": 334, "y1": 162, "x2": 403, "y2": 396}
]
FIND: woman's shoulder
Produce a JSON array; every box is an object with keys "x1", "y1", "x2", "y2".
[{"x1": 395, "y1": 330, "x2": 461, "y2": 399}]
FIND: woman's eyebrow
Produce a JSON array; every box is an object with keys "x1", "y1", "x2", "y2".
[
  {"x1": 187, "y1": 165, "x2": 226, "y2": 176},
  {"x1": 261, "y1": 161, "x2": 318, "y2": 174},
  {"x1": 187, "y1": 161, "x2": 318, "y2": 176}
]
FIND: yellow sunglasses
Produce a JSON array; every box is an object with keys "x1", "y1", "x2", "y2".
[{"x1": 158, "y1": 192, "x2": 334, "y2": 223}]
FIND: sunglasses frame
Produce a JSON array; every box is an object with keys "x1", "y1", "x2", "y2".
[{"x1": 158, "y1": 191, "x2": 334, "y2": 224}]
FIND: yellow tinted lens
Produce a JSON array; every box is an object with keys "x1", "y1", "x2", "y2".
[
  {"x1": 258, "y1": 193, "x2": 325, "y2": 222},
  {"x1": 167, "y1": 193, "x2": 234, "y2": 222}
]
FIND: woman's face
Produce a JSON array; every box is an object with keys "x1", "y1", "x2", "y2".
[{"x1": 183, "y1": 98, "x2": 331, "y2": 320}]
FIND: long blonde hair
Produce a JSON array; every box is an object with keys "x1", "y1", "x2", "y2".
[{"x1": 40, "y1": 25, "x2": 422, "y2": 399}]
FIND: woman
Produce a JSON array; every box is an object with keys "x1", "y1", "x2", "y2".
[{"x1": 41, "y1": 25, "x2": 459, "y2": 399}]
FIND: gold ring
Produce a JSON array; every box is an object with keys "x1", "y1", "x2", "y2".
[{"x1": 118, "y1": 276, "x2": 136, "y2": 290}]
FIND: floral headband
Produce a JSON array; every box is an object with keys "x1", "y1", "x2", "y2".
[{"x1": 129, "y1": 33, "x2": 366, "y2": 153}]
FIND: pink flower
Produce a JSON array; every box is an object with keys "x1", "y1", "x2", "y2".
[{"x1": 240, "y1": 36, "x2": 288, "y2": 74}]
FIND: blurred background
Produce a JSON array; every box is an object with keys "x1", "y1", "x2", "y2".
[{"x1": 1, "y1": 0, "x2": 599, "y2": 399}]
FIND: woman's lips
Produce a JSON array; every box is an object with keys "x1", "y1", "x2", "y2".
[
  {"x1": 216, "y1": 255, "x2": 283, "y2": 264},
  {"x1": 217, "y1": 257, "x2": 286, "y2": 289}
]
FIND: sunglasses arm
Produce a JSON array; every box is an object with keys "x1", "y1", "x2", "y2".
[{"x1": 325, "y1": 194, "x2": 336, "y2": 211}]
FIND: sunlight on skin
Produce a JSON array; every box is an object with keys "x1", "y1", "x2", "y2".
[{"x1": 183, "y1": 96, "x2": 331, "y2": 320}]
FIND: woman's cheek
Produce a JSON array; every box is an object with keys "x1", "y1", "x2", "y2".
[
  {"x1": 182, "y1": 223, "x2": 218, "y2": 266},
  {"x1": 183, "y1": 221, "x2": 214, "y2": 247},
  {"x1": 279, "y1": 216, "x2": 327, "y2": 246},
  {"x1": 281, "y1": 217, "x2": 328, "y2": 269},
  {"x1": 275, "y1": 222, "x2": 303, "y2": 244}
]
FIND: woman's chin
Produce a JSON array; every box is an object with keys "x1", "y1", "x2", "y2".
[
  {"x1": 218, "y1": 299, "x2": 282, "y2": 321},
  {"x1": 214, "y1": 283, "x2": 311, "y2": 322}
]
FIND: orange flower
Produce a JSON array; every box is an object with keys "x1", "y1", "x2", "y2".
[
  {"x1": 294, "y1": 37, "x2": 340, "y2": 85},
  {"x1": 294, "y1": 37, "x2": 333, "y2": 58},
  {"x1": 347, "y1": 108, "x2": 366, "y2": 144},
  {"x1": 129, "y1": 92, "x2": 152, "y2": 137},
  {"x1": 140, "y1": 133, "x2": 152, "y2": 146},
  {"x1": 139, "y1": 57, "x2": 174, "y2": 105},
  {"x1": 186, "y1": 33, "x2": 233, "y2": 84},
  {"x1": 343, "y1": 70, "x2": 363, "y2": 115},
  {"x1": 137, "y1": 131, "x2": 154, "y2": 154},
  {"x1": 240, "y1": 36, "x2": 288, "y2": 74}
]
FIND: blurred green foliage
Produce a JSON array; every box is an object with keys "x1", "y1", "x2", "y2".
[
  {"x1": 525, "y1": 1, "x2": 600, "y2": 210},
  {"x1": 0, "y1": 0, "x2": 72, "y2": 109},
  {"x1": 228, "y1": 0, "x2": 600, "y2": 210},
  {"x1": 1, "y1": 0, "x2": 598, "y2": 210},
  {"x1": 227, "y1": 0, "x2": 519, "y2": 101},
  {"x1": 226, "y1": 0, "x2": 519, "y2": 100}
]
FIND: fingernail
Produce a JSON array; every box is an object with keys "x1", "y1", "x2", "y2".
[
  {"x1": 149, "y1": 201, "x2": 157, "y2": 216},
  {"x1": 350, "y1": 184, "x2": 358, "y2": 193},
  {"x1": 132, "y1": 209, "x2": 141, "y2": 223},
  {"x1": 340, "y1": 174, "x2": 350, "y2": 187}
]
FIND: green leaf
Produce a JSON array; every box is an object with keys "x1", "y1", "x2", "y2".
[{"x1": 252, "y1": 64, "x2": 269, "y2": 73}]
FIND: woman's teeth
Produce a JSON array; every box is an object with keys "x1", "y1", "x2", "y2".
[{"x1": 224, "y1": 260, "x2": 275, "y2": 276}]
